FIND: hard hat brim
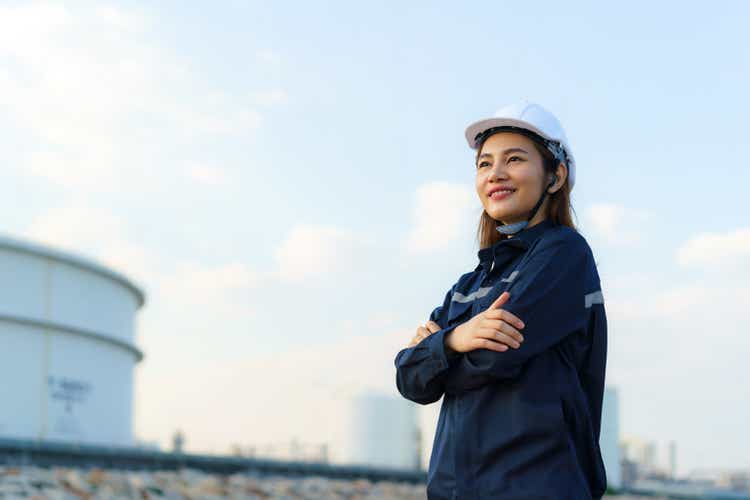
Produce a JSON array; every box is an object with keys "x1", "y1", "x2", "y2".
[
  {"x1": 465, "y1": 117, "x2": 553, "y2": 150},
  {"x1": 464, "y1": 115, "x2": 576, "y2": 189}
]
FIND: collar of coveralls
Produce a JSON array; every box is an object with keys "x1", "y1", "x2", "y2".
[{"x1": 476, "y1": 218, "x2": 557, "y2": 275}]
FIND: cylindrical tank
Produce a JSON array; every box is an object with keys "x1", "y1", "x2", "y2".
[
  {"x1": 346, "y1": 390, "x2": 419, "y2": 469},
  {"x1": 601, "y1": 385, "x2": 622, "y2": 489},
  {"x1": 0, "y1": 234, "x2": 144, "y2": 446}
]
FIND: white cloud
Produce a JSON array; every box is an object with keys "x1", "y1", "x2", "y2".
[
  {"x1": 24, "y1": 150, "x2": 118, "y2": 189},
  {"x1": 404, "y1": 182, "x2": 476, "y2": 254},
  {"x1": 250, "y1": 89, "x2": 288, "y2": 106},
  {"x1": 0, "y1": 3, "x2": 265, "y2": 191},
  {"x1": 92, "y1": 5, "x2": 148, "y2": 31},
  {"x1": 135, "y1": 323, "x2": 414, "y2": 462},
  {"x1": 273, "y1": 225, "x2": 375, "y2": 283},
  {"x1": 256, "y1": 49, "x2": 281, "y2": 65},
  {"x1": 160, "y1": 261, "x2": 259, "y2": 295},
  {"x1": 604, "y1": 280, "x2": 709, "y2": 320},
  {"x1": 0, "y1": 4, "x2": 71, "y2": 53},
  {"x1": 676, "y1": 227, "x2": 750, "y2": 268},
  {"x1": 187, "y1": 163, "x2": 229, "y2": 186},
  {"x1": 22, "y1": 203, "x2": 265, "y2": 337},
  {"x1": 23, "y1": 205, "x2": 153, "y2": 285},
  {"x1": 599, "y1": 267, "x2": 750, "y2": 474},
  {"x1": 583, "y1": 203, "x2": 654, "y2": 245},
  {"x1": 155, "y1": 261, "x2": 261, "y2": 318}
]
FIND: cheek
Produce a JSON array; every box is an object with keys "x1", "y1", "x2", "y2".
[
  {"x1": 515, "y1": 167, "x2": 543, "y2": 192},
  {"x1": 475, "y1": 172, "x2": 485, "y2": 194}
]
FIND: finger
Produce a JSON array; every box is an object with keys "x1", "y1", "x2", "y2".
[
  {"x1": 425, "y1": 320, "x2": 441, "y2": 333},
  {"x1": 478, "y1": 326, "x2": 522, "y2": 349},
  {"x1": 485, "y1": 308, "x2": 525, "y2": 330},
  {"x1": 483, "y1": 319, "x2": 525, "y2": 343},
  {"x1": 487, "y1": 291, "x2": 510, "y2": 311},
  {"x1": 417, "y1": 326, "x2": 431, "y2": 337},
  {"x1": 471, "y1": 337, "x2": 509, "y2": 353}
]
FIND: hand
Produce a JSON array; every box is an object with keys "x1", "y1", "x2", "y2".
[
  {"x1": 407, "y1": 320, "x2": 441, "y2": 348},
  {"x1": 444, "y1": 291, "x2": 525, "y2": 354}
]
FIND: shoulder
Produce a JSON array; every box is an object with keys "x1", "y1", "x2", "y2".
[
  {"x1": 533, "y1": 225, "x2": 595, "y2": 264},
  {"x1": 454, "y1": 269, "x2": 479, "y2": 291}
]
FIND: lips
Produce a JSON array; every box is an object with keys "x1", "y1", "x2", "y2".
[{"x1": 487, "y1": 186, "x2": 516, "y2": 201}]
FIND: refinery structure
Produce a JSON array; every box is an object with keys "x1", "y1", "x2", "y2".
[
  {"x1": 346, "y1": 391, "x2": 420, "y2": 470},
  {"x1": 0, "y1": 234, "x2": 144, "y2": 446},
  {"x1": 601, "y1": 386, "x2": 622, "y2": 489}
]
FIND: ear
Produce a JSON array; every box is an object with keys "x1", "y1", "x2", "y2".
[{"x1": 548, "y1": 162, "x2": 568, "y2": 194}]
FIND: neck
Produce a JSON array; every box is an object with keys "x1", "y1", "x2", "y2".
[{"x1": 501, "y1": 211, "x2": 549, "y2": 238}]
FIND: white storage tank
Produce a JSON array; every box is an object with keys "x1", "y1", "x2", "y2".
[
  {"x1": 346, "y1": 390, "x2": 419, "y2": 469},
  {"x1": 0, "y1": 234, "x2": 144, "y2": 446},
  {"x1": 601, "y1": 385, "x2": 622, "y2": 489}
]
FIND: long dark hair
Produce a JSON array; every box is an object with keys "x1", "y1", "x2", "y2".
[{"x1": 475, "y1": 133, "x2": 577, "y2": 249}]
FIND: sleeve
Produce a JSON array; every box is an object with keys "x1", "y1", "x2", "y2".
[
  {"x1": 443, "y1": 234, "x2": 591, "y2": 395},
  {"x1": 394, "y1": 281, "x2": 465, "y2": 405}
]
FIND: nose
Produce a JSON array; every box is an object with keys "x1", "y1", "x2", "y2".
[{"x1": 487, "y1": 159, "x2": 509, "y2": 182}]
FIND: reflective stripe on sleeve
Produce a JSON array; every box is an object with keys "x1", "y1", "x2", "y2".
[
  {"x1": 585, "y1": 290, "x2": 604, "y2": 308},
  {"x1": 500, "y1": 270, "x2": 519, "y2": 283},
  {"x1": 452, "y1": 286, "x2": 493, "y2": 303}
]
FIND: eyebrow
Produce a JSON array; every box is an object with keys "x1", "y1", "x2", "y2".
[{"x1": 477, "y1": 148, "x2": 529, "y2": 160}]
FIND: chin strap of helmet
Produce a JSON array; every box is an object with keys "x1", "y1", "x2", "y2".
[{"x1": 496, "y1": 176, "x2": 557, "y2": 235}]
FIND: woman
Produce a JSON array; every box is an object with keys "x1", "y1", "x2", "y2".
[{"x1": 394, "y1": 100, "x2": 608, "y2": 499}]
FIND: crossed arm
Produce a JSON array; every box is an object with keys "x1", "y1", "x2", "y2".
[
  {"x1": 443, "y1": 236, "x2": 590, "y2": 394},
  {"x1": 393, "y1": 282, "x2": 464, "y2": 404},
  {"x1": 394, "y1": 235, "x2": 592, "y2": 403}
]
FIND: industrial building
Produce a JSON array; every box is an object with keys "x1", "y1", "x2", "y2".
[
  {"x1": 346, "y1": 390, "x2": 419, "y2": 469},
  {"x1": 601, "y1": 385, "x2": 622, "y2": 489},
  {"x1": 0, "y1": 234, "x2": 145, "y2": 446}
]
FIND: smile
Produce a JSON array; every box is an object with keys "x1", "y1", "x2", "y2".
[{"x1": 489, "y1": 189, "x2": 515, "y2": 201}]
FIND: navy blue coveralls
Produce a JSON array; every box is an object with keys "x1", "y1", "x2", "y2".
[{"x1": 394, "y1": 219, "x2": 608, "y2": 499}]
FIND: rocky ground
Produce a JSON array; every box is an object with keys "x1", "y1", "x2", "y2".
[{"x1": 0, "y1": 466, "x2": 659, "y2": 499}]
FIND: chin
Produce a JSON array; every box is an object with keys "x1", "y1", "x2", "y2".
[{"x1": 486, "y1": 207, "x2": 519, "y2": 222}]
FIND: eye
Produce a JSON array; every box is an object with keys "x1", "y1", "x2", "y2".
[
  {"x1": 508, "y1": 155, "x2": 523, "y2": 163},
  {"x1": 477, "y1": 160, "x2": 491, "y2": 169}
]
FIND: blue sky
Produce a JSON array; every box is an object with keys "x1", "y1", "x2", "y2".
[{"x1": 0, "y1": 0, "x2": 748, "y2": 476}]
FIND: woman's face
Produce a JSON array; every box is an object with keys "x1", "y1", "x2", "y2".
[{"x1": 475, "y1": 131, "x2": 551, "y2": 227}]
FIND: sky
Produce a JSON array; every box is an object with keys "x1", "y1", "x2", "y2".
[{"x1": 0, "y1": 0, "x2": 748, "y2": 477}]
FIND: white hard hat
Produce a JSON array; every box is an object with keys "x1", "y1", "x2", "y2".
[{"x1": 464, "y1": 100, "x2": 576, "y2": 189}]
